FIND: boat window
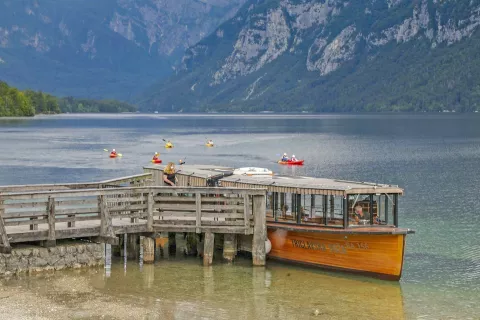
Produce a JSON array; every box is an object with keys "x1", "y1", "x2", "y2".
[
  {"x1": 347, "y1": 193, "x2": 397, "y2": 227},
  {"x1": 348, "y1": 194, "x2": 374, "y2": 226}
]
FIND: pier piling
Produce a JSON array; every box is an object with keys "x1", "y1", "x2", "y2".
[
  {"x1": 203, "y1": 232, "x2": 214, "y2": 266},
  {"x1": 143, "y1": 237, "x2": 155, "y2": 263}
]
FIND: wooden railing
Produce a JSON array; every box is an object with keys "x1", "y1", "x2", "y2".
[
  {"x1": 0, "y1": 186, "x2": 266, "y2": 254},
  {"x1": 0, "y1": 173, "x2": 153, "y2": 193}
]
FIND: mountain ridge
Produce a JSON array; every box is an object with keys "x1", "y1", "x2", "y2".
[
  {"x1": 139, "y1": 0, "x2": 480, "y2": 112},
  {"x1": 0, "y1": 0, "x2": 246, "y2": 100}
]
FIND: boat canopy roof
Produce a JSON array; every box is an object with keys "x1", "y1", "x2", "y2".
[
  {"x1": 143, "y1": 164, "x2": 404, "y2": 196},
  {"x1": 219, "y1": 175, "x2": 404, "y2": 196}
]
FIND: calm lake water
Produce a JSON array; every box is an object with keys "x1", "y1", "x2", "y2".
[{"x1": 1, "y1": 113, "x2": 480, "y2": 319}]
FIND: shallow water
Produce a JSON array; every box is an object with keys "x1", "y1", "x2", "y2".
[{"x1": 1, "y1": 113, "x2": 480, "y2": 319}]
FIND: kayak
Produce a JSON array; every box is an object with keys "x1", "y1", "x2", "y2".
[
  {"x1": 110, "y1": 154, "x2": 117, "y2": 158},
  {"x1": 278, "y1": 160, "x2": 304, "y2": 165},
  {"x1": 233, "y1": 167, "x2": 274, "y2": 176},
  {"x1": 151, "y1": 159, "x2": 162, "y2": 164},
  {"x1": 165, "y1": 144, "x2": 174, "y2": 148},
  {"x1": 206, "y1": 143, "x2": 214, "y2": 147}
]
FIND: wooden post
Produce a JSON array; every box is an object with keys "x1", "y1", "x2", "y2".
[
  {"x1": 168, "y1": 232, "x2": 176, "y2": 256},
  {"x1": 329, "y1": 195, "x2": 334, "y2": 219},
  {"x1": 323, "y1": 195, "x2": 328, "y2": 225},
  {"x1": 280, "y1": 193, "x2": 285, "y2": 219},
  {"x1": 393, "y1": 194, "x2": 399, "y2": 227},
  {"x1": 291, "y1": 194, "x2": 295, "y2": 220},
  {"x1": 310, "y1": 195, "x2": 315, "y2": 218},
  {"x1": 196, "y1": 193, "x2": 201, "y2": 233},
  {"x1": 147, "y1": 192, "x2": 154, "y2": 232},
  {"x1": 97, "y1": 195, "x2": 119, "y2": 245},
  {"x1": 223, "y1": 233, "x2": 236, "y2": 262},
  {"x1": 296, "y1": 194, "x2": 302, "y2": 223},
  {"x1": 43, "y1": 196, "x2": 56, "y2": 247},
  {"x1": 143, "y1": 237, "x2": 155, "y2": 263},
  {"x1": 127, "y1": 234, "x2": 139, "y2": 260},
  {"x1": 243, "y1": 194, "x2": 250, "y2": 234},
  {"x1": 203, "y1": 232, "x2": 214, "y2": 266},
  {"x1": 252, "y1": 194, "x2": 266, "y2": 266},
  {"x1": 0, "y1": 196, "x2": 12, "y2": 254},
  {"x1": 273, "y1": 192, "x2": 279, "y2": 221}
]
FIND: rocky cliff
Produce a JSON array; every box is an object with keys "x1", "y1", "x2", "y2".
[
  {"x1": 140, "y1": 0, "x2": 480, "y2": 112},
  {"x1": 0, "y1": 0, "x2": 246, "y2": 99}
]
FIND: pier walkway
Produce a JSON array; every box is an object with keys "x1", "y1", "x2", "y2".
[{"x1": 0, "y1": 174, "x2": 267, "y2": 266}]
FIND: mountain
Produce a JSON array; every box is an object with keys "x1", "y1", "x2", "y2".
[
  {"x1": 0, "y1": 0, "x2": 246, "y2": 100},
  {"x1": 139, "y1": 0, "x2": 480, "y2": 112}
]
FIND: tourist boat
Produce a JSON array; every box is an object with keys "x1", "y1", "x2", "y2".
[{"x1": 143, "y1": 164, "x2": 414, "y2": 280}]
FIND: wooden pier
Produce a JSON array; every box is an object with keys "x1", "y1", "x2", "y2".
[{"x1": 0, "y1": 174, "x2": 267, "y2": 266}]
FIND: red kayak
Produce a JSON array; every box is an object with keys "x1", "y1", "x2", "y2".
[
  {"x1": 110, "y1": 154, "x2": 117, "y2": 158},
  {"x1": 151, "y1": 159, "x2": 162, "y2": 164},
  {"x1": 278, "y1": 160, "x2": 304, "y2": 165}
]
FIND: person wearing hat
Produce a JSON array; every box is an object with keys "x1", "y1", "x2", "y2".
[
  {"x1": 281, "y1": 153, "x2": 288, "y2": 161},
  {"x1": 152, "y1": 152, "x2": 160, "y2": 161},
  {"x1": 110, "y1": 149, "x2": 117, "y2": 157},
  {"x1": 291, "y1": 154, "x2": 297, "y2": 161}
]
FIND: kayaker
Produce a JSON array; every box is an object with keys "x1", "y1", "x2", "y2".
[
  {"x1": 110, "y1": 149, "x2": 117, "y2": 156},
  {"x1": 291, "y1": 154, "x2": 297, "y2": 161},
  {"x1": 281, "y1": 153, "x2": 288, "y2": 161},
  {"x1": 179, "y1": 159, "x2": 185, "y2": 165},
  {"x1": 207, "y1": 140, "x2": 213, "y2": 145},
  {"x1": 152, "y1": 152, "x2": 160, "y2": 161},
  {"x1": 163, "y1": 162, "x2": 176, "y2": 186},
  {"x1": 165, "y1": 140, "x2": 173, "y2": 148}
]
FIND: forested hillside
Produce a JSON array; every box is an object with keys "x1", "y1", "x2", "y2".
[{"x1": 0, "y1": 81, "x2": 136, "y2": 117}]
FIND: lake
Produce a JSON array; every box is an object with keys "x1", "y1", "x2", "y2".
[{"x1": 0, "y1": 113, "x2": 479, "y2": 319}]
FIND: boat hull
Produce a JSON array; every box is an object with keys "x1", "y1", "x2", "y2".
[
  {"x1": 267, "y1": 227, "x2": 406, "y2": 280},
  {"x1": 278, "y1": 160, "x2": 304, "y2": 165}
]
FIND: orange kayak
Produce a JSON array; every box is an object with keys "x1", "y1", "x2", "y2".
[{"x1": 152, "y1": 159, "x2": 162, "y2": 164}]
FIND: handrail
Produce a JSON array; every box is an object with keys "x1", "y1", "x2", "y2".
[
  {"x1": 0, "y1": 173, "x2": 153, "y2": 193},
  {"x1": 0, "y1": 186, "x2": 266, "y2": 200}
]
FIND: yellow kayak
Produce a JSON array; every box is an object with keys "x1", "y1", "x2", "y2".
[
  {"x1": 206, "y1": 143, "x2": 214, "y2": 147},
  {"x1": 165, "y1": 144, "x2": 174, "y2": 148}
]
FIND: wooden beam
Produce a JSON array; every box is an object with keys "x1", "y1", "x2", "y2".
[{"x1": 93, "y1": 236, "x2": 120, "y2": 245}]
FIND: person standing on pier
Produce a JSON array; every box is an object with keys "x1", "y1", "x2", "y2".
[{"x1": 163, "y1": 162, "x2": 176, "y2": 186}]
